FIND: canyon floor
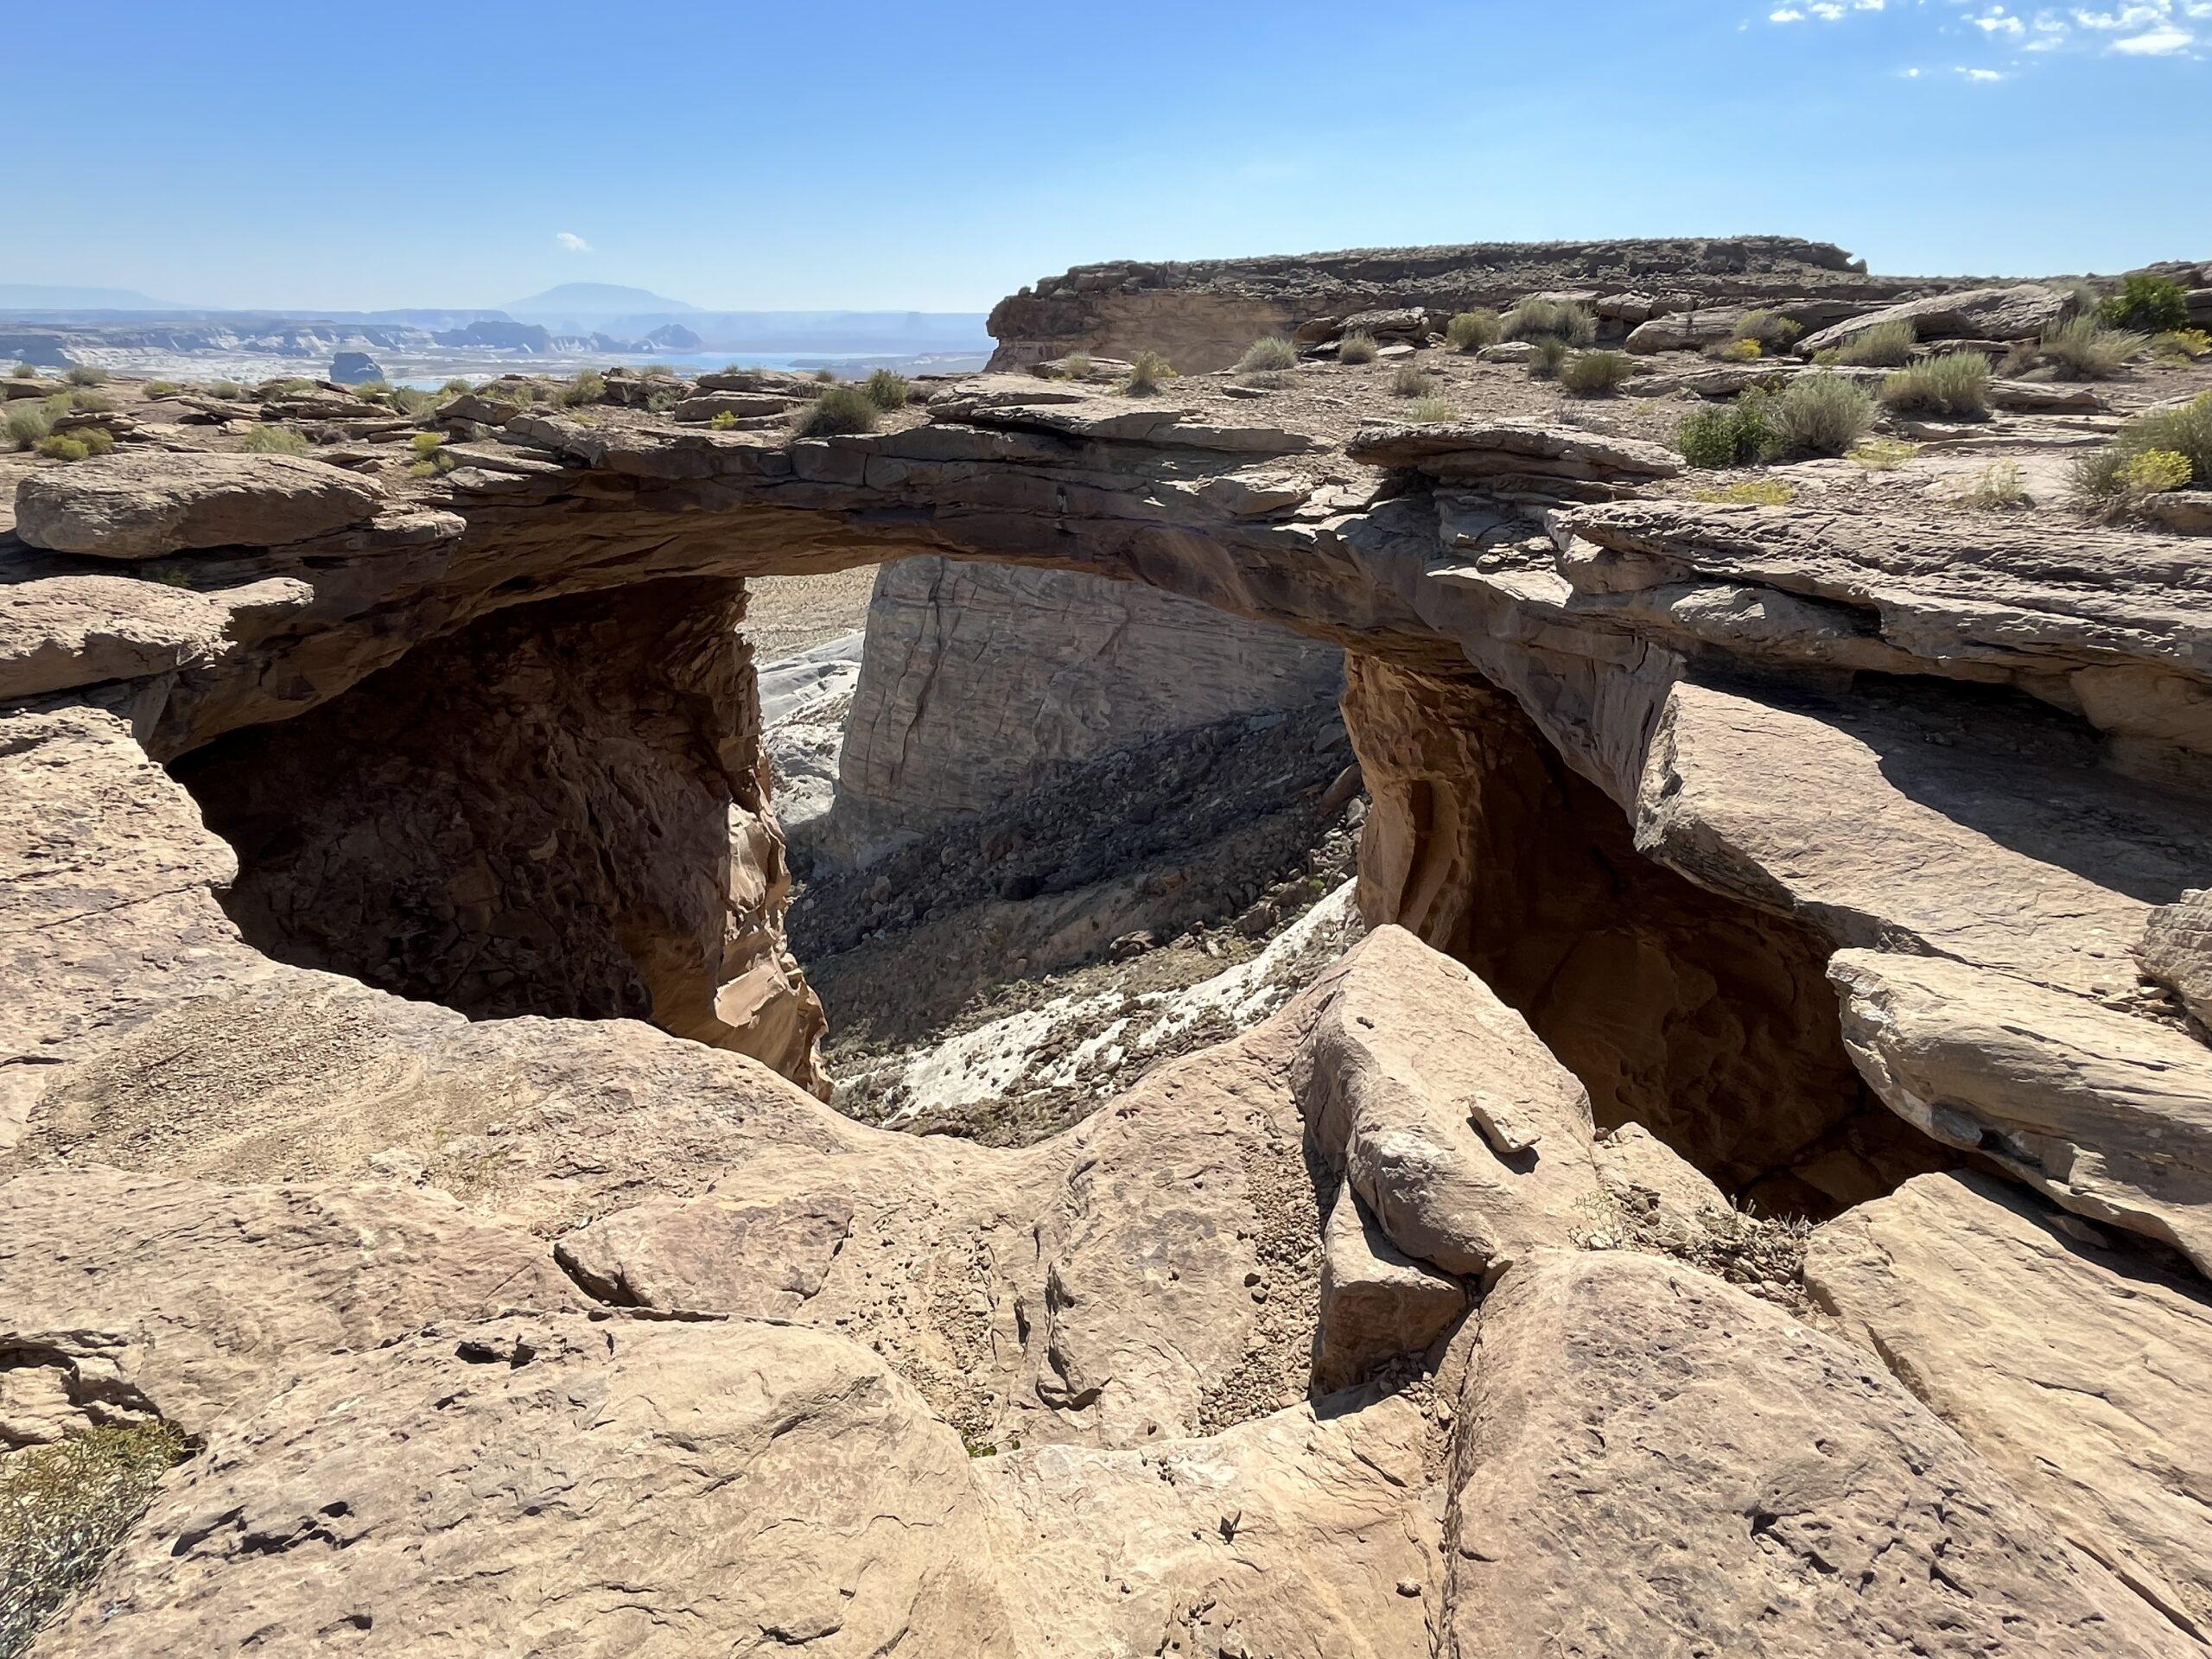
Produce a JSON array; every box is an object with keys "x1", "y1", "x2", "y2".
[{"x1": 3, "y1": 237, "x2": 2212, "y2": 1656}]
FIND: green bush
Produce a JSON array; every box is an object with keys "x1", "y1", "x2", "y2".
[
  {"x1": 0, "y1": 1421, "x2": 190, "y2": 1659},
  {"x1": 1733, "y1": 309, "x2": 1802, "y2": 350},
  {"x1": 141, "y1": 379, "x2": 181, "y2": 397},
  {"x1": 2100, "y1": 273, "x2": 2191, "y2": 334},
  {"x1": 10, "y1": 362, "x2": 35, "y2": 378},
  {"x1": 2038, "y1": 316, "x2": 2145, "y2": 380},
  {"x1": 1237, "y1": 334, "x2": 1299, "y2": 372},
  {"x1": 2124, "y1": 448, "x2": 2195, "y2": 493},
  {"x1": 709, "y1": 408, "x2": 740, "y2": 430},
  {"x1": 1558, "y1": 350, "x2": 1635, "y2": 396},
  {"x1": 69, "y1": 389, "x2": 112, "y2": 412},
  {"x1": 813, "y1": 367, "x2": 839, "y2": 385},
  {"x1": 1125, "y1": 349, "x2": 1174, "y2": 394},
  {"x1": 1836, "y1": 319, "x2": 1917, "y2": 367},
  {"x1": 1390, "y1": 363, "x2": 1435, "y2": 397},
  {"x1": 390, "y1": 386, "x2": 438, "y2": 416},
  {"x1": 559, "y1": 369, "x2": 605, "y2": 407},
  {"x1": 1502, "y1": 296, "x2": 1596, "y2": 346},
  {"x1": 1766, "y1": 372, "x2": 1875, "y2": 456},
  {"x1": 1677, "y1": 394, "x2": 1775, "y2": 467},
  {"x1": 1338, "y1": 330, "x2": 1379, "y2": 365},
  {"x1": 1528, "y1": 336, "x2": 1571, "y2": 380},
  {"x1": 793, "y1": 384, "x2": 880, "y2": 436},
  {"x1": 1406, "y1": 395, "x2": 1458, "y2": 423},
  {"x1": 5, "y1": 399, "x2": 57, "y2": 449},
  {"x1": 207, "y1": 378, "x2": 245, "y2": 398},
  {"x1": 1445, "y1": 309, "x2": 1502, "y2": 352},
  {"x1": 1879, "y1": 352, "x2": 1990, "y2": 418},
  {"x1": 1058, "y1": 350, "x2": 1093, "y2": 380},
  {"x1": 2071, "y1": 391, "x2": 2212, "y2": 510},
  {"x1": 864, "y1": 367, "x2": 911, "y2": 410},
  {"x1": 35, "y1": 433, "x2": 89, "y2": 461},
  {"x1": 241, "y1": 423, "x2": 310, "y2": 454},
  {"x1": 63, "y1": 365, "x2": 106, "y2": 387},
  {"x1": 2152, "y1": 329, "x2": 2211, "y2": 363},
  {"x1": 1709, "y1": 338, "x2": 1764, "y2": 363}
]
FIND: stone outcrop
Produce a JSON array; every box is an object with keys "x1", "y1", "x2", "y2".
[
  {"x1": 1794, "y1": 282, "x2": 2079, "y2": 356},
  {"x1": 2143, "y1": 887, "x2": 2212, "y2": 1027},
  {"x1": 817, "y1": 554, "x2": 1343, "y2": 865},
  {"x1": 15, "y1": 452, "x2": 385, "y2": 559}
]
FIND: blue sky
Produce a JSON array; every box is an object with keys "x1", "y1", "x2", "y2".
[{"x1": 12, "y1": 0, "x2": 2207, "y2": 311}]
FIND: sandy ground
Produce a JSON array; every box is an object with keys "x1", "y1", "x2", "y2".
[{"x1": 743, "y1": 568, "x2": 880, "y2": 658}]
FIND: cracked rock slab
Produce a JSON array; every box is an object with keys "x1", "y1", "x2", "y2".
[{"x1": 13, "y1": 452, "x2": 385, "y2": 560}]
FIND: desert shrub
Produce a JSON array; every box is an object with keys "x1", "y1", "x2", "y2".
[
  {"x1": 5, "y1": 400, "x2": 57, "y2": 448},
  {"x1": 240, "y1": 423, "x2": 309, "y2": 454},
  {"x1": 1390, "y1": 363, "x2": 1435, "y2": 397},
  {"x1": 1880, "y1": 352, "x2": 1990, "y2": 418},
  {"x1": 1849, "y1": 437, "x2": 1922, "y2": 471},
  {"x1": 1710, "y1": 338, "x2": 1763, "y2": 363},
  {"x1": 1676, "y1": 394, "x2": 1774, "y2": 467},
  {"x1": 864, "y1": 367, "x2": 911, "y2": 410},
  {"x1": 1445, "y1": 308, "x2": 1502, "y2": 352},
  {"x1": 407, "y1": 434, "x2": 455, "y2": 478},
  {"x1": 259, "y1": 377, "x2": 315, "y2": 396},
  {"x1": 2038, "y1": 316, "x2": 2145, "y2": 380},
  {"x1": 441, "y1": 377, "x2": 473, "y2": 394},
  {"x1": 1559, "y1": 350, "x2": 1635, "y2": 396},
  {"x1": 645, "y1": 387, "x2": 681, "y2": 414},
  {"x1": 793, "y1": 385, "x2": 880, "y2": 436},
  {"x1": 1766, "y1": 372, "x2": 1875, "y2": 456},
  {"x1": 2152, "y1": 328, "x2": 2212, "y2": 363},
  {"x1": 558, "y1": 369, "x2": 605, "y2": 407},
  {"x1": 80, "y1": 429, "x2": 115, "y2": 456},
  {"x1": 812, "y1": 367, "x2": 838, "y2": 385},
  {"x1": 352, "y1": 379, "x2": 393, "y2": 397},
  {"x1": 0, "y1": 1421, "x2": 190, "y2": 1658},
  {"x1": 1528, "y1": 336, "x2": 1571, "y2": 380},
  {"x1": 1406, "y1": 395, "x2": 1458, "y2": 423},
  {"x1": 2123, "y1": 448, "x2": 2196, "y2": 494},
  {"x1": 1338, "y1": 330, "x2": 1379, "y2": 365},
  {"x1": 1836, "y1": 319, "x2": 1916, "y2": 367},
  {"x1": 1502, "y1": 296, "x2": 1596, "y2": 346},
  {"x1": 2101, "y1": 391, "x2": 2212, "y2": 487},
  {"x1": 63, "y1": 365, "x2": 106, "y2": 387},
  {"x1": 1957, "y1": 461, "x2": 2029, "y2": 510},
  {"x1": 1057, "y1": 350, "x2": 1093, "y2": 380},
  {"x1": 390, "y1": 386, "x2": 437, "y2": 416},
  {"x1": 207, "y1": 378, "x2": 245, "y2": 398},
  {"x1": 1237, "y1": 334, "x2": 1299, "y2": 372},
  {"x1": 141, "y1": 379, "x2": 181, "y2": 397},
  {"x1": 2100, "y1": 273, "x2": 2191, "y2": 334},
  {"x1": 1733, "y1": 309, "x2": 1802, "y2": 350},
  {"x1": 68, "y1": 390, "x2": 112, "y2": 412},
  {"x1": 10, "y1": 362, "x2": 35, "y2": 378},
  {"x1": 1125, "y1": 349, "x2": 1174, "y2": 394},
  {"x1": 709, "y1": 408, "x2": 740, "y2": 430},
  {"x1": 35, "y1": 433, "x2": 89, "y2": 461},
  {"x1": 1693, "y1": 478, "x2": 1796, "y2": 505}
]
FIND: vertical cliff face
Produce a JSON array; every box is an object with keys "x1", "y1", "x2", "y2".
[
  {"x1": 169, "y1": 577, "x2": 829, "y2": 1093},
  {"x1": 812, "y1": 556, "x2": 1345, "y2": 868}
]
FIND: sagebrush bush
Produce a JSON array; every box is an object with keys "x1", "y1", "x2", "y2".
[
  {"x1": 560, "y1": 369, "x2": 606, "y2": 407},
  {"x1": 864, "y1": 367, "x2": 911, "y2": 410},
  {"x1": 2038, "y1": 317, "x2": 2145, "y2": 380},
  {"x1": 1710, "y1": 338, "x2": 1763, "y2": 363},
  {"x1": 793, "y1": 384, "x2": 880, "y2": 436},
  {"x1": 391, "y1": 386, "x2": 438, "y2": 416},
  {"x1": 1237, "y1": 334, "x2": 1299, "y2": 372},
  {"x1": 1338, "y1": 330, "x2": 1379, "y2": 365},
  {"x1": 1058, "y1": 350, "x2": 1093, "y2": 380},
  {"x1": 406, "y1": 432, "x2": 454, "y2": 478},
  {"x1": 1446, "y1": 309, "x2": 1502, "y2": 352},
  {"x1": 1677, "y1": 395, "x2": 1774, "y2": 467},
  {"x1": 2124, "y1": 448, "x2": 2195, "y2": 493},
  {"x1": 35, "y1": 434, "x2": 89, "y2": 461},
  {"x1": 1390, "y1": 363, "x2": 1435, "y2": 397},
  {"x1": 1733, "y1": 309, "x2": 1802, "y2": 350},
  {"x1": 64, "y1": 365, "x2": 106, "y2": 387},
  {"x1": 1766, "y1": 373, "x2": 1875, "y2": 456},
  {"x1": 141, "y1": 379, "x2": 181, "y2": 397},
  {"x1": 2100, "y1": 273, "x2": 2191, "y2": 334},
  {"x1": 1125, "y1": 349, "x2": 1174, "y2": 394},
  {"x1": 1880, "y1": 353, "x2": 1990, "y2": 418},
  {"x1": 1502, "y1": 296, "x2": 1596, "y2": 346},
  {"x1": 240, "y1": 423, "x2": 310, "y2": 454},
  {"x1": 5, "y1": 399, "x2": 57, "y2": 449},
  {"x1": 1528, "y1": 336, "x2": 1570, "y2": 380},
  {"x1": 2072, "y1": 391, "x2": 2212, "y2": 510},
  {"x1": 813, "y1": 368, "x2": 838, "y2": 385},
  {"x1": 208, "y1": 378, "x2": 245, "y2": 398},
  {"x1": 0, "y1": 1421, "x2": 189, "y2": 1659},
  {"x1": 69, "y1": 390, "x2": 112, "y2": 412},
  {"x1": 1837, "y1": 320, "x2": 1916, "y2": 367},
  {"x1": 10, "y1": 362, "x2": 35, "y2": 378},
  {"x1": 1406, "y1": 395, "x2": 1458, "y2": 423},
  {"x1": 2152, "y1": 329, "x2": 2211, "y2": 363},
  {"x1": 1958, "y1": 461, "x2": 2029, "y2": 511},
  {"x1": 1559, "y1": 350, "x2": 1635, "y2": 396}
]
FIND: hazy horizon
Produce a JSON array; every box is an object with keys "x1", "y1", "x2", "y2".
[{"x1": 15, "y1": 0, "x2": 2209, "y2": 313}]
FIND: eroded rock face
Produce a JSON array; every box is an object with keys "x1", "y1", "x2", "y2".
[
  {"x1": 168, "y1": 577, "x2": 828, "y2": 1090},
  {"x1": 2143, "y1": 888, "x2": 2212, "y2": 1027},
  {"x1": 14, "y1": 452, "x2": 384, "y2": 559},
  {"x1": 818, "y1": 554, "x2": 1342, "y2": 867}
]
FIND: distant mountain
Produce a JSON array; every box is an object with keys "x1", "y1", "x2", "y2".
[
  {"x1": 0, "y1": 282, "x2": 187, "y2": 311},
  {"x1": 501, "y1": 283, "x2": 700, "y2": 320}
]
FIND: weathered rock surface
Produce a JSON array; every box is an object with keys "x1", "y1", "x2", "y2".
[
  {"x1": 1313, "y1": 1181, "x2": 1465, "y2": 1390},
  {"x1": 1808, "y1": 1172, "x2": 2212, "y2": 1643},
  {"x1": 1443, "y1": 1249, "x2": 2195, "y2": 1657},
  {"x1": 1349, "y1": 419, "x2": 1681, "y2": 489},
  {"x1": 817, "y1": 554, "x2": 1343, "y2": 865},
  {"x1": 14, "y1": 452, "x2": 384, "y2": 559},
  {"x1": 1796, "y1": 282, "x2": 2080, "y2": 357},
  {"x1": 2142, "y1": 887, "x2": 2212, "y2": 1027}
]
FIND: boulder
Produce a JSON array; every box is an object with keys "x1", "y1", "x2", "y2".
[
  {"x1": 1808, "y1": 1171, "x2": 2212, "y2": 1643},
  {"x1": 1624, "y1": 306, "x2": 1747, "y2": 353},
  {"x1": 13, "y1": 452, "x2": 384, "y2": 559},
  {"x1": 671, "y1": 390, "x2": 799, "y2": 423},
  {"x1": 1442, "y1": 1249, "x2": 2193, "y2": 1657},
  {"x1": 2141, "y1": 887, "x2": 2212, "y2": 1027},
  {"x1": 1313, "y1": 1181, "x2": 1465, "y2": 1391},
  {"x1": 327, "y1": 350, "x2": 385, "y2": 385},
  {"x1": 1797, "y1": 283, "x2": 2078, "y2": 356},
  {"x1": 1348, "y1": 420, "x2": 1681, "y2": 485}
]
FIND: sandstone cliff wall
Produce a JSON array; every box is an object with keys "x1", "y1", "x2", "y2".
[{"x1": 812, "y1": 556, "x2": 1344, "y2": 866}]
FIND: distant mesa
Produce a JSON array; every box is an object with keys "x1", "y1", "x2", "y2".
[
  {"x1": 329, "y1": 350, "x2": 386, "y2": 385},
  {"x1": 646, "y1": 322, "x2": 703, "y2": 351},
  {"x1": 500, "y1": 283, "x2": 702, "y2": 322}
]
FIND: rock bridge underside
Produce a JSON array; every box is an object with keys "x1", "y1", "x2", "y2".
[{"x1": 6, "y1": 245, "x2": 2212, "y2": 1654}]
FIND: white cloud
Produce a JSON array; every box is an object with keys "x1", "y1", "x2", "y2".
[
  {"x1": 555, "y1": 232, "x2": 593, "y2": 254},
  {"x1": 2111, "y1": 22, "x2": 2196, "y2": 44},
  {"x1": 1957, "y1": 62, "x2": 2009, "y2": 74},
  {"x1": 1770, "y1": 7, "x2": 1805, "y2": 18}
]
